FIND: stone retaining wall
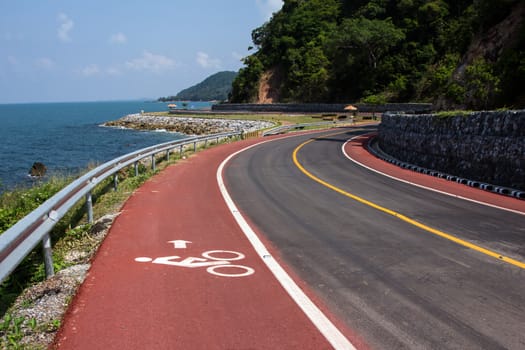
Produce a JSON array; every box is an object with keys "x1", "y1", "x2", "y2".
[
  {"x1": 212, "y1": 103, "x2": 432, "y2": 114},
  {"x1": 378, "y1": 110, "x2": 525, "y2": 190}
]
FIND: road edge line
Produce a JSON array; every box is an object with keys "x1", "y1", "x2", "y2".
[
  {"x1": 341, "y1": 134, "x2": 524, "y2": 216},
  {"x1": 217, "y1": 140, "x2": 357, "y2": 350}
]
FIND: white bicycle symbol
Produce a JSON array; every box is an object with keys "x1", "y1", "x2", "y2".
[{"x1": 135, "y1": 250, "x2": 255, "y2": 278}]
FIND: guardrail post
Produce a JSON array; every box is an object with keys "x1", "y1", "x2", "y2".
[
  {"x1": 204, "y1": 139, "x2": 208, "y2": 148},
  {"x1": 0, "y1": 132, "x2": 249, "y2": 286},
  {"x1": 152, "y1": 154, "x2": 156, "y2": 171},
  {"x1": 86, "y1": 191, "x2": 94, "y2": 223},
  {"x1": 42, "y1": 233, "x2": 54, "y2": 278},
  {"x1": 166, "y1": 149, "x2": 170, "y2": 161}
]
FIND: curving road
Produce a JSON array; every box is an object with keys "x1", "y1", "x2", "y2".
[{"x1": 224, "y1": 126, "x2": 525, "y2": 349}]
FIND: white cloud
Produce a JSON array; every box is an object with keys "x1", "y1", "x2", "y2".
[
  {"x1": 76, "y1": 52, "x2": 176, "y2": 78},
  {"x1": 81, "y1": 64, "x2": 100, "y2": 77},
  {"x1": 106, "y1": 66, "x2": 122, "y2": 76},
  {"x1": 109, "y1": 32, "x2": 127, "y2": 45},
  {"x1": 256, "y1": 0, "x2": 283, "y2": 20},
  {"x1": 125, "y1": 51, "x2": 177, "y2": 73},
  {"x1": 7, "y1": 56, "x2": 18, "y2": 65},
  {"x1": 196, "y1": 51, "x2": 221, "y2": 69},
  {"x1": 35, "y1": 57, "x2": 55, "y2": 70},
  {"x1": 57, "y1": 13, "x2": 74, "y2": 42}
]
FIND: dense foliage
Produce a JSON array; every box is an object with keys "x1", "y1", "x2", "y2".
[
  {"x1": 159, "y1": 71, "x2": 237, "y2": 101},
  {"x1": 230, "y1": 0, "x2": 525, "y2": 109}
]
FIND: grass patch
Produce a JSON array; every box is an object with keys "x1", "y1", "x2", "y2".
[
  {"x1": 146, "y1": 111, "x2": 376, "y2": 132},
  {"x1": 0, "y1": 177, "x2": 73, "y2": 233},
  {"x1": 435, "y1": 110, "x2": 473, "y2": 118}
]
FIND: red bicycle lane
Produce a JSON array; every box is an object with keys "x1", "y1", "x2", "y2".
[{"x1": 52, "y1": 135, "x2": 358, "y2": 350}]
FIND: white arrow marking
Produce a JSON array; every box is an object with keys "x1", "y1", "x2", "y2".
[
  {"x1": 152, "y1": 256, "x2": 229, "y2": 268},
  {"x1": 168, "y1": 240, "x2": 192, "y2": 249}
]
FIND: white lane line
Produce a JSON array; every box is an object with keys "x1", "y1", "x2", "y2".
[
  {"x1": 341, "y1": 134, "x2": 524, "y2": 216},
  {"x1": 217, "y1": 140, "x2": 357, "y2": 350}
]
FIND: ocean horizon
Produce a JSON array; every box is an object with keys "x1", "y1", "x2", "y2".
[{"x1": 0, "y1": 100, "x2": 212, "y2": 193}]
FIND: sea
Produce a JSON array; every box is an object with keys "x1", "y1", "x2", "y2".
[{"x1": 0, "y1": 100, "x2": 212, "y2": 193}]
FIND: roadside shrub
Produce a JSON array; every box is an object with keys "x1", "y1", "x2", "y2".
[{"x1": 0, "y1": 177, "x2": 71, "y2": 233}]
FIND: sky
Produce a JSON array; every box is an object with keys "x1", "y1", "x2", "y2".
[{"x1": 0, "y1": 0, "x2": 283, "y2": 103}]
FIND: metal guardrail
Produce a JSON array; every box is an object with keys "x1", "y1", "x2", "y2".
[{"x1": 0, "y1": 131, "x2": 241, "y2": 284}]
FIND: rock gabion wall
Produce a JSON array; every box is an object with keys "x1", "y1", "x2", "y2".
[{"x1": 378, "y1": 110, "x2": 525, "y2": 190}]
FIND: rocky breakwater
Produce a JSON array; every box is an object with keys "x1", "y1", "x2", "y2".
[
  {"x1": 378, "y1": 110, "x2": 525, "y2": 190},
  {"x1": 104, "y1": 113, "x2": 274, "y2": 135}
]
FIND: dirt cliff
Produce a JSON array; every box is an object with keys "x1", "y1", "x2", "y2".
[{"x1": 257, "y1": 66, "x2": 283, "y2": 104}]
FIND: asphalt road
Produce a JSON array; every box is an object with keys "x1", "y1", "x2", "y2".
[{"x1": 224, "y1": 126, "x2": 525, "y2": 350}]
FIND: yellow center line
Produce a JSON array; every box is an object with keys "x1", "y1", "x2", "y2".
[{"x1": 292, "y1": 136, "x2": 525, "y2": 270}]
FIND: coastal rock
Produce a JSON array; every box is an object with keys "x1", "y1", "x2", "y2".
[
  {"x1": 29, "y1": 162, "x2": 47, "y2": 177},
  {"x1": 104, "y1": 114, "x2": 274, "y2": 135}
]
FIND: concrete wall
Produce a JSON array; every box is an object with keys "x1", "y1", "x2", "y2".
[
  {"x1": 378, "y1": 110, "x2": 525, "y2": 190},
  {"x1": 212, "y1": 103, "x2": 432, "y2": 114}
]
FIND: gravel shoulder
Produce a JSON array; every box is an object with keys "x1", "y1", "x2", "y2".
[{"x1": 2, "y1": 214, "x2": 117, "y2": 349}]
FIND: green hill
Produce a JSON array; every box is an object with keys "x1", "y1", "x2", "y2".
[
  {"x1": 159, "y1": 71, "x2": 238, "y2": 102},
  {"x1": 230, "y1": 0, "x2": 525, "y2": 110}
]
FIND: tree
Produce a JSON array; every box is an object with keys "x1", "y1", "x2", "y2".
[
  {"x1": 286, "y1": 43, "x2": 330, "y2": 101},
  {"x1": 230, "y1": 0, "x2": 523, "y2": 108},
  {"x1": 464, "y1": 58, "x2": 500, "y2": 109},
  {"x1": 335, "y1": 17, "x2": 405, "y2": 69},
  {"x1": 229, "y1": 56, "x2": 264, "y2": 103}
]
